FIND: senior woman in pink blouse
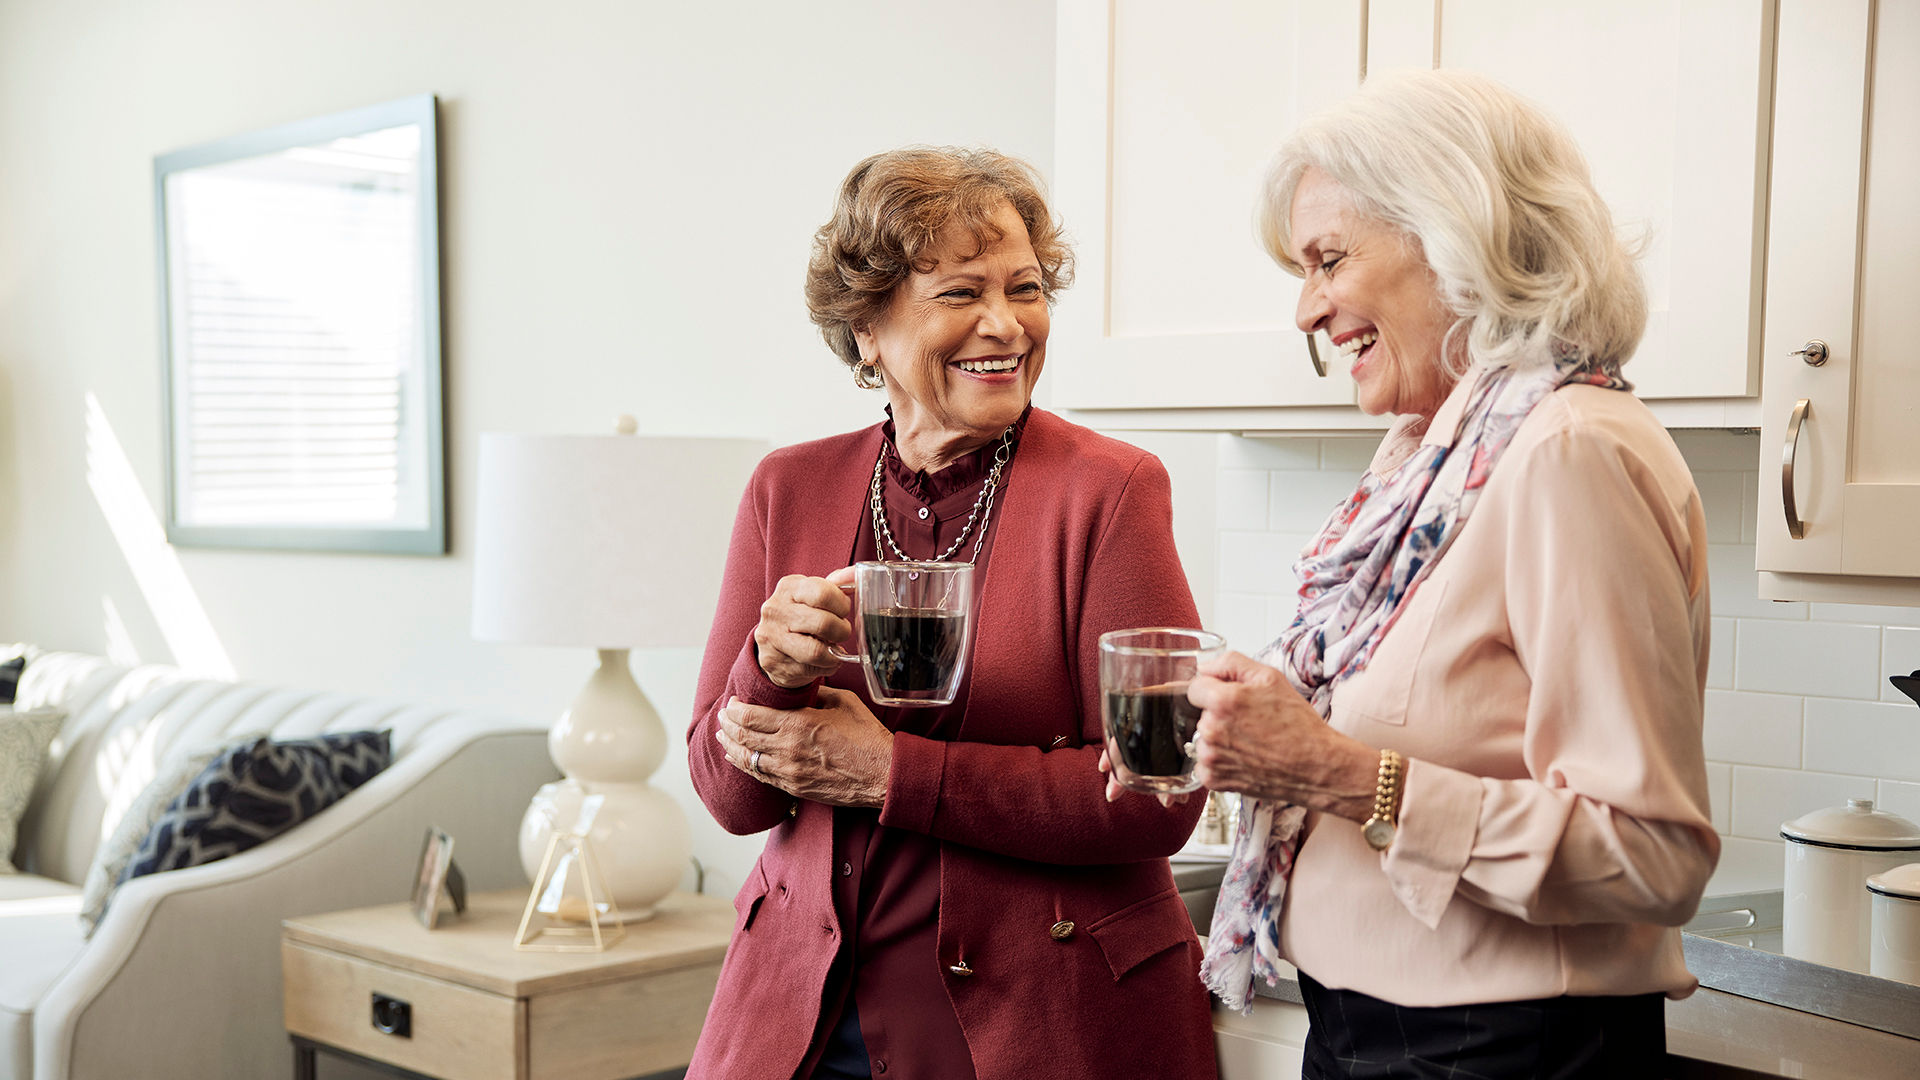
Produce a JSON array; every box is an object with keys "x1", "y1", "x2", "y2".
[{"x1": 1181, "y1": 70, "x2": 1720, "y2": 1076}]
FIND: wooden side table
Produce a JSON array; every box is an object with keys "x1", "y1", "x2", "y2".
[{"x1": 282, "y1": 889, "x2": 734, "y2": 1080}]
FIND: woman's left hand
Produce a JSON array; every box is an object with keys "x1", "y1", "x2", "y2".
[
  {"x1": 1188, "y1": 651, "x2": 1378, "y2": 823},
  {"x1": 715, "y1": 687, "x2": 894, "y2": 809}
]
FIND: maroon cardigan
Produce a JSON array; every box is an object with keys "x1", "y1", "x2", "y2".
[{"x1": 684, "y1": 409, "x2": 1217, "y2": 1080}]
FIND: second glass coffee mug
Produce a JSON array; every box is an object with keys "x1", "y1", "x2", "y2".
[
  {"x1": 829, "y1": 561, "x2": 974, "y2": 707},
  {"x1": 1099, "y1": 628, "x2": 1227, "y2": 794}
]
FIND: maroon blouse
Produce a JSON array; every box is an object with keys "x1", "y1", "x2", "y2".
[{"x1": 797, "y1": 409, "x2": 1030, "y2": 1080}]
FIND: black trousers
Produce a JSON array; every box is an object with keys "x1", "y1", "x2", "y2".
[{"x1": 1298, "y1": 971, "x2": 1665, "y2": 1080}]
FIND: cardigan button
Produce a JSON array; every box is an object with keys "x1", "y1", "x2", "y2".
[
  {"x1": 1049, "y1": 920, "x2": 1075, "y2": 941},
  {"x1": 948, "y1": 960, "x2": 974, "y2": 977},
  {"x1": 917, "y1": 506, "x2": 930, "y2": 520}
]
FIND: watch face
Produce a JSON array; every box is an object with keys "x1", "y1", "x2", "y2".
[{"x1": 1363, "y1": 818, "x2": 1396, "y2": 851}]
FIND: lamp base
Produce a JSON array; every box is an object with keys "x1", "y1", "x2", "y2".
[
  {"x1": 519, "y1": 651, "x2": 692, "y2": 922},
  {"x1": 520, "y1": 778, "x2": 691, "y2": 922}
]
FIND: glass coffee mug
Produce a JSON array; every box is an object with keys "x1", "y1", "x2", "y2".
[
  {"x1": 829, "y1": 561, "x2": 975, "y2": 707},
  {"x1": 1099, "y1": 628, "x2": 1226, "y2": 794}
]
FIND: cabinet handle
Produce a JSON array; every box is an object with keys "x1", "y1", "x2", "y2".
[
  {"x1": 1304, "y1": 333, "x2": 1327, "y2": 378},
  {"x1": 1789, "y1": 339, "x2": 1830, "y2": 367},
  {"x1": 1782, "y1": 398, "x2": 1810, "y2": 540}
]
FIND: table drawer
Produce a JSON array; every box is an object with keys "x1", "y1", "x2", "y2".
[
  {"x1": 283, "y1": 941, "x2": 523, "y2": 1080},
  {"x1": 527, "y1": 960, "x2": 722, "y2": 1080}
]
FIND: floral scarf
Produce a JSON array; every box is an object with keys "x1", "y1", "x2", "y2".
[{"x1": 1199, "y1": 350, "x2": 1630, "y2": 1012}]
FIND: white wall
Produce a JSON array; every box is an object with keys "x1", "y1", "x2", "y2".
[
  {"x1": 0, "y1": 0, "x2": 1058, "y2": 901},
  {"x1": 1207, "y1": 429, "x2": 1920, "y2": 899}
]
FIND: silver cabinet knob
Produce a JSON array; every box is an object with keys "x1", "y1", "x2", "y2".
[{"x1": 1790, "y1": 340, "x2": 1830, "y2": 366}]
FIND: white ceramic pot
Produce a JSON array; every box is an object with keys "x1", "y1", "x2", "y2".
[
  {"x1": 1868, "y1": 863, "x2": 1920, "y2": 984},
  {"x1": 1781, "y1": 799, "x2": 1920, "y2": 971}
]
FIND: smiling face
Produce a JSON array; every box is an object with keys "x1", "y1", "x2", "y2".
[
  {"x1": 854, "y1": 200, "x2": 1047, "y2": 474},
  {"x1": 1289, "y1": 168, "x2": 1458, "y2": 422}
]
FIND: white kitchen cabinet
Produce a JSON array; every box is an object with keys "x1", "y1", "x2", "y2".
[
  {"x1": 1049, "y1": 0, "x2": 1772, "y2": 431},
  {"x1": 1213, "y1": 995, "x2": 1309, "y2": 1079},
  {"x1": 1756, "y1": 0, "x2": 1920, "y2": 605},
  {"x1": 1050, "y1": 0, "x2": 1368, "y2": 430},
  {"x1": 1369, "y1": 0, "x2": 1774, "y2": 404}
]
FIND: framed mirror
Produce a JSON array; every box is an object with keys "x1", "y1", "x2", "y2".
[{"x1": 154, "y1": 93, "x2": 445, "y2": 554}]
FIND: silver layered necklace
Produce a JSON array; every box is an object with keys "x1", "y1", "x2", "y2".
[{"x1": 869, "y1": 425, "x2": 1016, "y2": 565}]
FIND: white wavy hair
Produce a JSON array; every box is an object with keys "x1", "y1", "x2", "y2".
[{"x1": 1258, "y1": 69, "x2": 1647, "y2": 374}]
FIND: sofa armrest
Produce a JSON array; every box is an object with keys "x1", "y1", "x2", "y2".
[{"x1": 30, "y1": 726, "x2": 559, "y2": 1080}]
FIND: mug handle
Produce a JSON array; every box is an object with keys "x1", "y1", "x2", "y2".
[{"x1": 825, "y1": 581, "x2": 859, "y2": 663}]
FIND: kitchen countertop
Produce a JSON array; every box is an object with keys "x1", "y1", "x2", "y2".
[{"x1": 1173, "y1": 865, "x2": 1920, "y2": 1077}]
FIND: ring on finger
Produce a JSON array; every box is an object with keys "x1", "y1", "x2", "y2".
[{"x1": 749, "y1": 749, "x2": 763, "y2": 777}]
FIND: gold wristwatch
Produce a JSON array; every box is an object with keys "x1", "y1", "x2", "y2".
[{"x1": 1362, "y1": 749, "x2": 1405, "y2": 852}]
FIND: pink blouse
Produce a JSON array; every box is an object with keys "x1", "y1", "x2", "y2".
[{"x1": 1278, "y1": 379, "x2": 1720, "y2": 1006}]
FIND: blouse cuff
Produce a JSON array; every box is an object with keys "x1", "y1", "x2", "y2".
[
  {"x1": 727, "y1": 634, "x2": 819, "y2": 712},
  {"x1": 877, "y1": 731, "x2": 945, "y2": 836},
  {"x1": 1381, "y1": 758, "x2": 1482, "y2": 930}
]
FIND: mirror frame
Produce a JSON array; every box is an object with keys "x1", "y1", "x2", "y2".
[{"x1": 153, "y1": 93, "x2": 446, "y2": 555}]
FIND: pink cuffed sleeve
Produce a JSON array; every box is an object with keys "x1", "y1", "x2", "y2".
[{"x1": 1379, "y1": 416, "x2": 1719, "y2": 930}]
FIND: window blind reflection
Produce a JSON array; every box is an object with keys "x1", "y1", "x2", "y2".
[{"x1": 164, "y1": 124, "x2": 426, "y2": 528}]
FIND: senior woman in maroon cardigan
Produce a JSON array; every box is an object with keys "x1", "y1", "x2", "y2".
[{"x1": 683, "y1": 147, "x2": 1217, "y2": 1080}]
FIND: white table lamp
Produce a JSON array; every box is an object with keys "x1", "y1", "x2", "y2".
[{"x1": 472, "y1": 419, "x2": 765, "y2": 921}]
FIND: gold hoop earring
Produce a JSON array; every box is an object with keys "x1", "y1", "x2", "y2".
[{"x1": 854, "y1": 360, "x2": 885, "y2": 390}]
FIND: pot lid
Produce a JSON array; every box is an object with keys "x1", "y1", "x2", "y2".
[
  {"x1": 1868, "y1": 862, "x2": 1920, "y2": 900},
  {"x1": 1780, "y1": 799, "x2": 1920, "y2": 849}
]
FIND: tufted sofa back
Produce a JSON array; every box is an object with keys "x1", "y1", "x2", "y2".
[{"x1": 11, "y1": 651, "x2": 535, "y2": 887}]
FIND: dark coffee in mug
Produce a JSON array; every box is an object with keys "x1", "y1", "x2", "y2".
[
  {"x1": 1104, "y1": 681, "x2": 1199, "y2": 779},
  {"x1": 862, "y1": 607, "x2": 967, "y2": 697}
]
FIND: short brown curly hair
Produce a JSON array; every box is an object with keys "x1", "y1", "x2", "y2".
[{"x1": 804, "y1": 146, "x2": 1075, "y2": 374}]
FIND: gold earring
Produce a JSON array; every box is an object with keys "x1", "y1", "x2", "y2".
[{"x1": 854, "y1": 360, "x2": 885, "y2": 390}]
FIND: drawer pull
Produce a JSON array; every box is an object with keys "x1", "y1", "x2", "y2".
[
  {"x1": 1304, "y1": 333, "x2": 1327, "y2": 378},
  {"x1": 371, "y1": 993, "x2": 412, "y2": 1038},
  {"x1": 1782, "y1": 399, "x2": 1810, "y2": 540}
]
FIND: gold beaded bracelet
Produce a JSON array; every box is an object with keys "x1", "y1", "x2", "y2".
[{"x1": 1362, "y1": 749, "x2": 1405, "y2": 852}]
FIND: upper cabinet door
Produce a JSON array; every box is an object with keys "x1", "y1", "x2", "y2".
[
  {"x1": 1377, "y1": 0, "x2": 1774, "y2": 401},
  {"x1": 1756, "y1": 0, "x2": 1920, "y2": 601},
  {"x1": 1050, "y1": 0, "x2": 1364, "y2": 414}
]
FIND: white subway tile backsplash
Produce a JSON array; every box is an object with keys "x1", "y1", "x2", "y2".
[
  {"x1": 1877, "y1": 780, "x2": 1920, "y2": 825},
  {"x1": 1217, "y1": 470, "x2": 1269, "y2": 531},
  {"x1": 1740, "y1": 472, "x2": 1758, "y2": 544},
  {"x1": 1710, "y1": 544, "x2": 1807, "y2": 620},
  {"x1": 1812, "y1": 603, "x2": 1920, "y2": 629},
  {"x1": 1707, "y1": 836, "x2": 1785, "y2": 896},
  {"x1": 1804, "y1": 697, "x2": 1920, "y2": 782},
  {"x1": 1730, "y1": 766, "x2": 1876, "y2": 841},
  {"x1": 1211, "y1": 592, "x2": 1271, "y2": 656},
  {"x1": 1218, "y1": 531, "x2": 1313, "y2": 596},
  {"x1": 1703, "y1": 691, "x2": 1802, "y2": 768},
  {"x1": 1735, "y1": 620, "x2": 1882, "y2": 700},
  {"x1": 1706, "y1": 762, "x2": 1731, "y2": 833},
  {"x1": 1693, "y1": 471, "x2": 1748, "y2": 544},
  {"x1": 1882, "y1": 628, "x2": 1920, "y2": 702},
  {"x1": 1672, "y1": 431, "x2": 1762, "y2": 472},
  {"x1": 1319, "y1": 436, "x2": 1383, "y2": 471},
  {"x1": 1708, "y1": 618, "x2": 1734, "y2": 690},
  {"x1": 1268, "y1": 471, "x2": 1364, "y2": 532},
  {"x1": 1219, "y1": 436, "x2": 1321, "y2": 471}
]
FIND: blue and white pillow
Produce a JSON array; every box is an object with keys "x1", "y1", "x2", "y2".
[{"x1": 118, "y1": 730, "x2": 391, "y2": 886}]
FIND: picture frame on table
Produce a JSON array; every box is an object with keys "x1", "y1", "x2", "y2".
[{"x1": 410, "y1": 825, "x2": 467, "y2": 930}]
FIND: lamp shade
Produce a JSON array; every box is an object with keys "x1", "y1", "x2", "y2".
[{"x1": 471, "y1": 432, "x2": 766, "y2": 648}]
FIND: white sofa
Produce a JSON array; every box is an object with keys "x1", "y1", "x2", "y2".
[{"x1": 0, "y1": 651, "x2": 559, "y2": 1080}]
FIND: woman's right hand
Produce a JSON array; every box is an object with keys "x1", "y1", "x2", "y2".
[{"x1": 753, "y1": 566, "x2": 857, "y2": 689}]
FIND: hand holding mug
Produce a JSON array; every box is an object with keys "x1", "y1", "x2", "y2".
[{"x1": 753, "y1": 567, "x2": 857, "y2": 689}]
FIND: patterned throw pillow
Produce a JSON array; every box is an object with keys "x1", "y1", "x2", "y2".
[
  {"x1": 118, "y1": 730, "x2": 392, "y2": 888},
  {"x1": 77, "y1": 738, "x2": 238, "y2": 935},
  {"x1": 1, "y1": 706, "x2": 67, "y2": 873}
]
